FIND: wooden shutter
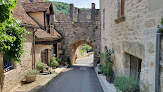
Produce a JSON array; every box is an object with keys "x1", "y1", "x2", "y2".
[{"x1": 121, "y1": 0, "x2": 125, "y2": 16}]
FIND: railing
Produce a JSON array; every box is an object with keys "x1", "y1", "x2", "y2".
[{"x1": 3, "y1": 55, "x2": 14, "y2": 73}]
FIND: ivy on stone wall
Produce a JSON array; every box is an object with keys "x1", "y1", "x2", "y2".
[
  {"x1": 158, "y1": 18, "x2": 163, "y2": 32},
  {"x1": 0, "y1": 0, "x2": 29, "y2": 62}
]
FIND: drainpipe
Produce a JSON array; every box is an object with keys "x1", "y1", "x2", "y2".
[
  {"x1": 155, "y1": 28, "x2": 161, "y2": 92},
  {"x1": 33, "y1": 28, "x2": 38, "y2": 69}
]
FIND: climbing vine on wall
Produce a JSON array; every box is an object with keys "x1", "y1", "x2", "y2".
[
  {"x1": 0, "y1": 0, "x2": 29, "y2": 62},
  {"x1": 158, "y1": 18, "x2": 163, "y2": 32}
]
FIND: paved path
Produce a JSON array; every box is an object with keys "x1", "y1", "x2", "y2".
[
  {"x1": 39, "y1": 55, "x2": 103, "y2": 92},
  {"x1": 75, "y1": 53, "x2": 94, "y2": 67}
]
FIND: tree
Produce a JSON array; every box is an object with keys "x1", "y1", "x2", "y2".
[{"x1": 0, "y1": 0, "x2": 29, "y2": 62}]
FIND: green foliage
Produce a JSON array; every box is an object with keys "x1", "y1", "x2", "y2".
[
  {"x1": 45, "y1": 0, "x2": 90, "y2": 14},
  {"x1": 57, "y1": 58, "x2": 64, "y2": 64},
  {"x1": 114, "y1": 76, "x2": 139, "y2": 92},
  {"x1": 101, "y1": 62, "x2": 114, "y2": 76},
  {"x1": 158, "y1": 18, "x2": 163, "y2": 32},
  {"x1": 0, "y1": 0, "x2": 29, "y2": 62},
  {"x1": 25, "y1": 69, "x2": 39, "y2": 76},
  {"x1": 50, "y1": 1, "x2": 70, "y2": 14},
  {"x1": 100, "y1": 49, "x2": 114, "y2": 63},
  {"x1": 80, "y1": 45, "x2": 93, "y2": 55},
  {"x1": 50, "y1": 56, "x2": 59, "y2": 68},
  {"x1": 72, "y1": 22, "x2": 75, "y2": 26},
  {"x1": 0, "y1": 0, "x2": 17, "y2": 23},
  {"x1": 36, "y1": 62, "x2": 44, "y2": 69}
]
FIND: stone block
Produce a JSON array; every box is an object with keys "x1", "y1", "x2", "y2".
[
  {"x1": 145, "y1": 19, "x2": 156, "y2": 28},
  {"x1": 122, "y1": 41, "x2": 145, "y2": 59}
]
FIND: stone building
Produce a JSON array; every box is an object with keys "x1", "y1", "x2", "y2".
[
  {"x1": 54, "y1": 3, "x2": 101, "y2": 65},
  {"x1": 0, "y1": 0, "x2": 62, "y2": 92},
  {"x1": 100, "y1": 0, "x2": 163, "y2": 92}
]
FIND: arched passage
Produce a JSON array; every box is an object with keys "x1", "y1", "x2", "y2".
[{"x1": 70, "y1": 40, "x2": 94, "y2": 65}]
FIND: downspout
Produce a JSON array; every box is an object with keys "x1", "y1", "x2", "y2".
[
  {"x1": 155, "y1": 28, "x2": 161, "y2": 92},
  {"x1": 33, "y1": 28, "x2": 38, "y2": 69}
]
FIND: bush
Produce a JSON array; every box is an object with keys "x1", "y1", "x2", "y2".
[
  {"x1": 25, "y1": 70, "x2": 39, "y2": 76},
  {"x1": 36, "y1": 62, "x2": 44, "y2": 69},
  {"x1": 100, "y1": 49, "x2": 114, "y2": 63},
  {"x1": 114, "y1": 76, "x2": 139, "y2": 92},
  {"x1": 50, "y1": 56, "x2": 59, "y2": 68},
  {"x1": 57, "y1": 58, "x2": 64, "y2": 64},
  {"x1": 101, "y1": 62, "x2": 114, "y2": 76}
]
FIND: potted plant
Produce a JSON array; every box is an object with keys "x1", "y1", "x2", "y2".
[
  {"x1": 36, "y1": 62, "x2": 45, "y2": 73},
  {"x1": 59, "y1": 50, "x2": 63, "y2": 54},
  {"x1": 50, "y1": 56, "x2": 59, "y2": 69},
  {"x1": 25, "y1": 69, "x2": 39, "y2": 83},
  {"x1": 57, "y1": 58, "x2": 64, "y2": 65},
  {"x1": 101, "y1": 62, "x2": 114, "y2": 83}
]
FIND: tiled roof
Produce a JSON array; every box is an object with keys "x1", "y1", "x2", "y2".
[
  {"x1": 35, "y1": 29, "x2": 62, "y2": 39},
  {"x1": 13, "y1": 0, "x2": 39, "y2": 26},
  {"x1": 22, "y1": 2, "x2": 52, "y2": 13}
]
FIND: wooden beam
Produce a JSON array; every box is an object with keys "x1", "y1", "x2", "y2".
[{"x1": 35, "y1": 39, "x2": 61, "y2": 45}]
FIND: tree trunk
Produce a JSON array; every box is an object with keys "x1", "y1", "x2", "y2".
[{"x1": 0, "y1": 52, "x2": 4, "y2": 92}]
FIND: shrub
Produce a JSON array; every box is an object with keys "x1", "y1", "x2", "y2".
[
  {"x1": 57, "y1": 58, "x2": 63, "y2": 64},
  {"x1": 101, "y1": 62, "x2": 114, "y2": 76},
  {"x1": 25, "y1": 70, "x2": 39, "y2": 76},
  {"x1": 36, "y1": 62, "x2": 44, "y2": 70},
  {"x1": 114, "y1": 76, "x2": 139, "y2": 92},
  {"x1": 50, "y1": 56, "x2": 59, "y2": 68},
  {"x1": 100, "y1": 49, "x2": 114, "y2": 63}
]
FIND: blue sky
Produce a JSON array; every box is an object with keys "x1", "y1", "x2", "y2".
[{"x1": 49, "y1": 0, "x2": 99, "y2": 9}]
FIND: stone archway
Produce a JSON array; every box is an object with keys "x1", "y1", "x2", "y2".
[
  {"x1": 70, "y1": 40, "x2": 94, "y2": 64},
  {"x1": 54, "y1": 3, "x2": 101, "y2": 66}
]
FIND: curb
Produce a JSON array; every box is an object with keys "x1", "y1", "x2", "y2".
[{"x1": 94, "y1": 66, "x2": 117, "y2": 92}]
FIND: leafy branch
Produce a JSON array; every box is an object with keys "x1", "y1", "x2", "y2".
[{"x1": 0, "y1": 0, "x2": 29, "y2": 62}]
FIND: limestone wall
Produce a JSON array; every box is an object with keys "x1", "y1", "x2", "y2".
[
  {"x1": 35, "y1": 44, "x2": 53, "y2": 65},
  {"x1": 54, "y1": 21, "x2": 101, "y2": 64},
  {"x1": 100, "y1": 0, "x2": 163, "y2": 91},
  {"x1": 2, "y1": 28, "x2": 34, "y2": 92}
]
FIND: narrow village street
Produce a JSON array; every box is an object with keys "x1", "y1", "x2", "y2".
[{"x1": 39, "y1": 54, "x2": 104, "y2": 92}]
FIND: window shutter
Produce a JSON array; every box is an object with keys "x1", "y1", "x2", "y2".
[
  {"x1": 121, "y1": 0, "x2": 125, "y2": 16},
  {"x1": 117, "y1": 0, "x2": 121, "y2": 18}
]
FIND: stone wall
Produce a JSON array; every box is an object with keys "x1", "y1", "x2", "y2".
[
  {"x1": 54, "y1": 21, "x2": 100, "y2": 64},
  {"x1": 2, "y1": 28, "x2": 34, "y2": 92},
  {"x1": 54, "y1": 3, "x2": 100, "y2": 65},
  {"x1": 100, "y1": 0, "x2": 163, "y2": 91},
  {"x1": 35, "y1": 44, "x2": 53, "y2": 65}
]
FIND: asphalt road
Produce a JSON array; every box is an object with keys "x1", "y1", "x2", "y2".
[{"x1": 39, "y1": 55, "x2": 103, "y2": 92}]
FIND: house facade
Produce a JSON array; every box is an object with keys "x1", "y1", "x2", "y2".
[
  {"x1": 0, "y1": 0, "x2": 62, "y2": 92},
  {"x1": 100, "y1": 0, "x2": 163, "y2": 92}
]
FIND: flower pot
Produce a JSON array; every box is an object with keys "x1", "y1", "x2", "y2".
[
  {"x1": 106, "y1": 75, "x2": 114, "y2": 83},
  {"x1": 59, "y1": 50, "x2": 62, "y2": 54},
  {"x1": 25, "y1": 75, "x2": 36, "y2": 83}
]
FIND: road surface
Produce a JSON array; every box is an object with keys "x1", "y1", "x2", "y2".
[{"x1": 39, "y1": 55, "x2": 103, "y2": 92}]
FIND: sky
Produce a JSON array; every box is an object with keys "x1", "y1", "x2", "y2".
[{"x1": 49, "y1": 0, "x2": 99, "y2": 9}]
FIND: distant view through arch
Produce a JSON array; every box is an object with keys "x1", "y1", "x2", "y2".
[{"x1": 74, "y1": 44, "x2": 94, "y2": 67}]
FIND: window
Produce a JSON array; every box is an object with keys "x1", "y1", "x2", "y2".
[
  {"x1": 130, "y1": 55, "x2": 142, "y2": 79},
  {"x1": 115, "y1": 0, "x2": 125, "y2": 23},
  {"x1": 103, "y1": 9, "x2": 105, "y2": 29},
  {"x1": 3, "y1": 55, "x2": 14, "y2": 72}
]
